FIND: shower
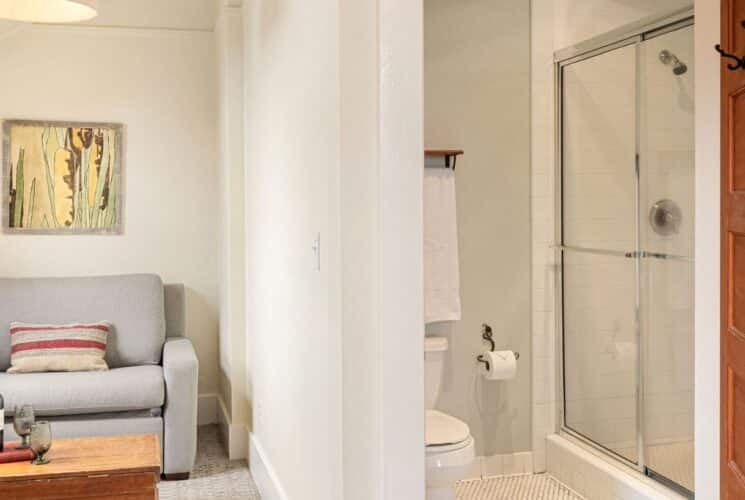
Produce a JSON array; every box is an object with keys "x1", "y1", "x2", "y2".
[
  {"x1": 659, "y1": 49, "x2": 688, "y2": 75},
  {"x1": 555, "y1": 13, "x2": 694, "y2": 499}
]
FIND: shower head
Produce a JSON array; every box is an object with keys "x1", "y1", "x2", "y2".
[
  {"x1": 672, "y1": 60, "x2": 688, "y2": 75},
  {"x1": 659, "y1": 50, "x2": 688, "y2": 75}
]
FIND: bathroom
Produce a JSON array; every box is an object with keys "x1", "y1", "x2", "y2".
[{"x1": 422, "y1": 1, "x2": 695, "y2": 499}]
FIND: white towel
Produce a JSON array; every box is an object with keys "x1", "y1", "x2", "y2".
[{"x1": 424, "y1": 168, "x2": 462, "y2": 324}]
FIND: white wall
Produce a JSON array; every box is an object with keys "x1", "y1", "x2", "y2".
[
  {"x1": 424, "y1": 0, "x2": 532, "y2": 458},
  {"x1": 377, "y1": 0, "x2": 426, "y2": 495},
  {"x1": 243, "y1": 0, "x2": 425, "y2": 497},
  {"x1": 693, "y1": 0, "x2": 720, "y2": 497},
  {"x1": 339, "y1": 0, "x2": 381, "y2": 496},
  {"x1": 0, "y1": 24, "x2": 220, "y2": 396},
  {"x1": 83, "y1": 0, "x2": 218, "y2": 31},
  {"x1": 243, "y1": 0, "x2": 343, "y2": 497},
  {"x1": 530, "y1": 0, "x2": 558, "y2": 472},
  {"x1": 217, "y1": 2, "x2": 242, "y2": 394},
  {"x1": 217, "y1": 1, "x2": 250, "y2": 457}
]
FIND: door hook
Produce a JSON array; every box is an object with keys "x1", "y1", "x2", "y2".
[{"x1": 715, "y1": 44, "x2": 745, "y2": 71}]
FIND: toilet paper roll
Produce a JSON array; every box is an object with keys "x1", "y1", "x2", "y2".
[{"x1": 480, "y1": 350, "x2": 517, "y2": 380}]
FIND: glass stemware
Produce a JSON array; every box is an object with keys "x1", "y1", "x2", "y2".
[
  {"x1": 30, "y1": 421, "x2": 52, "y2": 465},
  {"x1": 13, "y1": 405, "x2": 35, "y2": 449}
]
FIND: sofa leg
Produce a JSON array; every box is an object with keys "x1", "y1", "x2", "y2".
[{"x1": 163, "y1": 473, "x2": 191, "y2": 481}]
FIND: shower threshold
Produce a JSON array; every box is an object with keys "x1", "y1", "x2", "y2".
[{"x1": 547, "y1": 434, "x2": 691, "y2": 500}]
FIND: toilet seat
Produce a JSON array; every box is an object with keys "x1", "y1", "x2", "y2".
[
  {"x1": 425, "y1": 410, "x2": 471, "y2": 450},
  {"x1": 426, "y1": 435, "x2": 474, "y2": 455}
]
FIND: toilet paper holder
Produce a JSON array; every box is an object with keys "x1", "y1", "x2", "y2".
[{"x1": 476, "y1": 323, "x2": 520, "y2": 371}]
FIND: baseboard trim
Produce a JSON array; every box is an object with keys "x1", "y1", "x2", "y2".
[
  {"x1": 217, "y1": 395, "x2": 230, "y2": 449},
  {"x1": 229, "y1": 423, "x2": 249, "y2": 460},
  {"x1": 198, "y1": 393, "x2": 218, "y2": 425},
  {"x1": 471, "y1": 451, "x2": 534, "y2": 479},
  {"x1": 250, "y1": 433, "x2": 289, "y2": 500},
  {"x1": 217, "y1": 395, "x2": 248, "y2": 460}
]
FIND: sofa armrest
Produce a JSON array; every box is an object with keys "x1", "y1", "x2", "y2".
[{"x1": 162, "y1": 337, "x2": 199, "y2": 475}]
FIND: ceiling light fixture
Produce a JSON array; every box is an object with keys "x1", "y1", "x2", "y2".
[{"x1": 0, "y1": 0, "x2": 98, "y2": 24}]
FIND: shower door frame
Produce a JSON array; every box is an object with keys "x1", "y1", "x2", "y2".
[{"x1": 553, "y1": 7, "x2": 695, "y2": 495}]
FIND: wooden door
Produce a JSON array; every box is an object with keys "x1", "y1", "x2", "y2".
[{"x1": 722, "y1": 1, "x2": 745, "y2": 498}]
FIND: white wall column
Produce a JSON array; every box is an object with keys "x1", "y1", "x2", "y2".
[{"x1": 217, "y1": 0, "x2": 249, "y2": 459}]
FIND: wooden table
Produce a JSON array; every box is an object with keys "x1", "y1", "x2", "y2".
[{"x1": 0, "y1": 434, "x2": 161, "y2": 500}]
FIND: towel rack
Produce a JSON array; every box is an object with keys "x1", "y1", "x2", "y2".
[{"x1": 425, "y1": 149, "x2": 464, "y2": 170}]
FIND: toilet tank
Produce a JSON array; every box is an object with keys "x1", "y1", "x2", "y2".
[{"x1": 424, "y1": 337, "x2": 449, "y2": 409}]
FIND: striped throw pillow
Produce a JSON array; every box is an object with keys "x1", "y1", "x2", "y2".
[{"x1": 8, "y1": 322, "x2": 110, "y2": 373}]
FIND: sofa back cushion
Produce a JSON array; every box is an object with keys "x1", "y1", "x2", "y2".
[{"x1": 0, "y1": 274, "x2": 166, "y2": 370}]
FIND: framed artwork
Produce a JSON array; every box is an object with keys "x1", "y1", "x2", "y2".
[{"x1": 2, "y1": 119, "x2": 123, "y2": 234}]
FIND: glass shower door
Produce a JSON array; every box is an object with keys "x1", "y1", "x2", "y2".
[
  {"x1": 639, "y1": 25, "x2": 695, "y2": 493},
  {"x1": 558, "y1": 14, "x2": 695, "y2": 496},
  {"x1": 561, "y1": 42, "x2": 641, "y2": 465}
]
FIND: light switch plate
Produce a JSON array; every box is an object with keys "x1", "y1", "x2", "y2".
[{"x1": 312, "y1": 233, "x2": 321, "y2": 271}]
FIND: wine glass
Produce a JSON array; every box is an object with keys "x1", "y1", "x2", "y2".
[
  {"x1": 30, "y1": 421, "x2": 52, "y2": 465},
  {"x1": 13, "y1": 405, "x2": 34, "y2": 449}
]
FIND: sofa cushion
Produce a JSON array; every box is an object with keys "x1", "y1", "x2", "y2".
[
  {"x1": 8, "y1": 321, "x2": 110, "y2": 373},
  {"x1": 0, "y1": 365, "x2": 164, "y2": 417},
  {"x1": 0, "y1": 274, "x2": 166, "y2": 370}
]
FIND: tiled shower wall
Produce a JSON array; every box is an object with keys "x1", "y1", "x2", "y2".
[{"x1": 530, "y1": 0, "x2": 558, "y2": 473}]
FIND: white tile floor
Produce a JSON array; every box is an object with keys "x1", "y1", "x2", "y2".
[{"x1": 456, "y1": 474, "x2": 584, "y2": 500}]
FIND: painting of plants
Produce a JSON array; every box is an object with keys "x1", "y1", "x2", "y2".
[{"x1": 3, "y1": 120, "x2": 122, "y2": 233}]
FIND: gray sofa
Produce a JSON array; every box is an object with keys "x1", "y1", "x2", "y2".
[{"x1": 0, "y1": 274, "x2": 198, "y2": 479}]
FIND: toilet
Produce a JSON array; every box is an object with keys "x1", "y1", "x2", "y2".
[{"x1": 425, "y1": 337, "x2": 475, "y2": 500}]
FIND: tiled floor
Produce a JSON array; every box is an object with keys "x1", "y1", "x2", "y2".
[
  {"x1": 158, "y1": 425, "x2": 261, "y2": 500},
  {"x1": 456, "y1": 474, "x2": 584, "y2": 500}
]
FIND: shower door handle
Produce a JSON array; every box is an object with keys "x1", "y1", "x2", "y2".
[
  {"x1": 624, "y1": 250, "x2": 694, "y2": 262},
  {"x1": 643, "y1": 251, "x2": 669, "y2": 260},
  {"x1": 640, "y1": 251, "x2": 694, "y2": 262},
  {"x1": 553, "y1": 244, "x2": 628, "y2": 258},
  {"x1": 553, "y1": 245, "x2": 693, "y2": 262}
]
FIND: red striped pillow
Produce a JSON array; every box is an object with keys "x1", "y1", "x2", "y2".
[{"x1": 8, "y1": 322, "x2": 110, "y2": 373}]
